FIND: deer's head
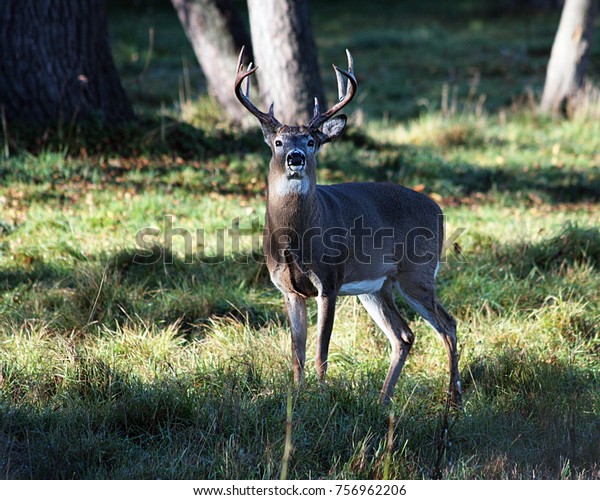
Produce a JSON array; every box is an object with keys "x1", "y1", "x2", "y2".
[{"x1": 234, "y1": 48, "x2": 356, "y2": 189}]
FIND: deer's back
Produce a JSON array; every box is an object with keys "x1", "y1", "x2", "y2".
[{"x1": 316, "y1": 182, "x2": 442, "y2": 229}]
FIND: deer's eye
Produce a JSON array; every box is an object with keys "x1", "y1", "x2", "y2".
[
  {"x1": 275, "y1": 140, "x2": 283, "y2": 147},
  {"x1": 307, "y1": 139, "x2": 315, "y2": 148}
]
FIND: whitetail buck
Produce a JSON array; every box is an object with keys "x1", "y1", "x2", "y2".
[{"x1": 234, "y1": 48, "x2": 461, "y2": 406}]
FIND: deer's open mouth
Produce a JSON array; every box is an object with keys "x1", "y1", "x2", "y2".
[
  {"x1": 287, "y1": 157, "x2": 305, "y2": 168},
  {"x1": 286, "y1": 154, "x2": 306, "y2": 179}
]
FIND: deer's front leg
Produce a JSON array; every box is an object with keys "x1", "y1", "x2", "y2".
[
  {"x1": 285, "y1": 293, "x2": 308, "y2": 385},
  {"x1": 315, "y1": 292, "x2": 337, "y2": 381}
]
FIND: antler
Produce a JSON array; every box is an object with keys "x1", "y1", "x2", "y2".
[
  {"x1": 308, "y1": 50, "x2": 357, "y2": 131},
  {"x1": 234, "y1": 46, "x2": 281, "y2": 129}
]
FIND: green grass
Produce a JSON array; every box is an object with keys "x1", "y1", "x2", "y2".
[{"x1": 1, "y1": 0, "x2": 599, "y2": 480}]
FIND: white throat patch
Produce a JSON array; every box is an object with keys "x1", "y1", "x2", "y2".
[{"x1": 272, "y1": 175, "x2": 310, "y2": 197}]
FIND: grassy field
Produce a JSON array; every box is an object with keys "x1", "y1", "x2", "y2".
[{"x1": 1, "y1": 0, "x2": 599, "y2": 479}]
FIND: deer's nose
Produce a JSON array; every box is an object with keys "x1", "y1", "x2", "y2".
[{"x1": 286, "y1": 150, "x2": 306, "y2": 171}]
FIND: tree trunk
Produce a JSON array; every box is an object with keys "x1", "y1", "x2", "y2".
[
  {"x1": 171, "y1": 0, "x2": 253, "y2": 125},
  {"x1": 0, "y1": 0, "x2": 134, "y2": 127},
  {"x1": 247, "y1": 0, "x2": 324, "y2": 125},
  {"x1": 540, "y1": 0, "x2": 598, "y2": 115}
]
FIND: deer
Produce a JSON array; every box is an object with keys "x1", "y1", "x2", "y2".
[{"x1": 234, "y1": 47, "x2": 461, "y2": 407}]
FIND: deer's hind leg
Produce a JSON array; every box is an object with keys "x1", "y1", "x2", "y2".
[
  {"x1": 394, "y1": 269, "x2": 461, "y2": 408},
  {"x1": 358, "y1": 282, "x2": 415, "y2": 404}
]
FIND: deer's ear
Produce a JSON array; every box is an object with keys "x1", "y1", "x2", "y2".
[{"x1": 320, "y1": 115, "x2": 347, "y2": 143}]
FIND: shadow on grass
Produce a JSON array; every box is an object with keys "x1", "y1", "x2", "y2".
[
  {"x1": 3, "y1": 125, "x2": 598, "y2": 203},
  {"x1": 0, "y1": 351, "x2": 597, "y2": 479},
  {"x1": 4, "y1": 117, "x2": 265, "y2": 161},
  {"x1": 1, "y1": 119, "x2": 268, "y2": 196},
  {"x1": 342, "y1": 139, "x2": 600, "y2": 204},
  {"x1": 455, "y1": 352, "x2": 599, "y2": 479},
  {"x1": 496, "y1": 223, "x2": 600, "y2": 273}
]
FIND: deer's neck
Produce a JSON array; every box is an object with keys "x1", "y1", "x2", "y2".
[{"x1": 266, "y1": 173, "x2": 320, "y2": 236}]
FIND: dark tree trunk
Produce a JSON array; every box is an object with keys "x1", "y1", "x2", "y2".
[
  {"x1": 0, "y1": 0, "x2": 134, "y2": 127},
  {"x1": 171, "y1": 0, "x2": 253, "y2": 125},
  {"x1": 247, "y1": 0, "x2": 325, "y2": 125},
  {"x1": 540, "y1": 0, "x2": 598, "y2": 115}
]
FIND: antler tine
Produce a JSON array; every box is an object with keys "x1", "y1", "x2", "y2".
[
  {"x1": 335, "y1": 66, "x2": 345, "y2": 102},
  {"x1": 244, "y1": 62, "x2": 252, "y2": 97},
  {"x1": 345, "y1": 49, "x2": 354, "y2": 96},
  {"x1": 346, "y1": 49, "x2": 353, "y2": 71},
  {"x1": 236, "y1": 45, "x2": 244, "y2": 73},
  {"x1": 308, "y1": 49, "x2": 357, "y2": 130},
  {"x1": 234, "y1": 46, "x2": 280, "y2": 128},
  {"x1": 313, "y1": 97, "x2": 320, "y2": 118},
  {"x1": 335, "y1": 49, "x2": 355, "y2": 99}
]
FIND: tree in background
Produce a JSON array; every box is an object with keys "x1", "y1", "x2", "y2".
[
  {"x1": 540, "y1": 0, "x2": 598, "y2": 115},
  {"x1": 247, "y1": 0, "x2": 325, "y2": 125},
  {"x1": 170, "y1": 0, "x2": 253, "y2": 125},
  {"x1": 0, "y1": 0, "x2": 134, "y2": 127},
  {"x1": 172, "y1": 0, "x2": 325, "y2": 126}
]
